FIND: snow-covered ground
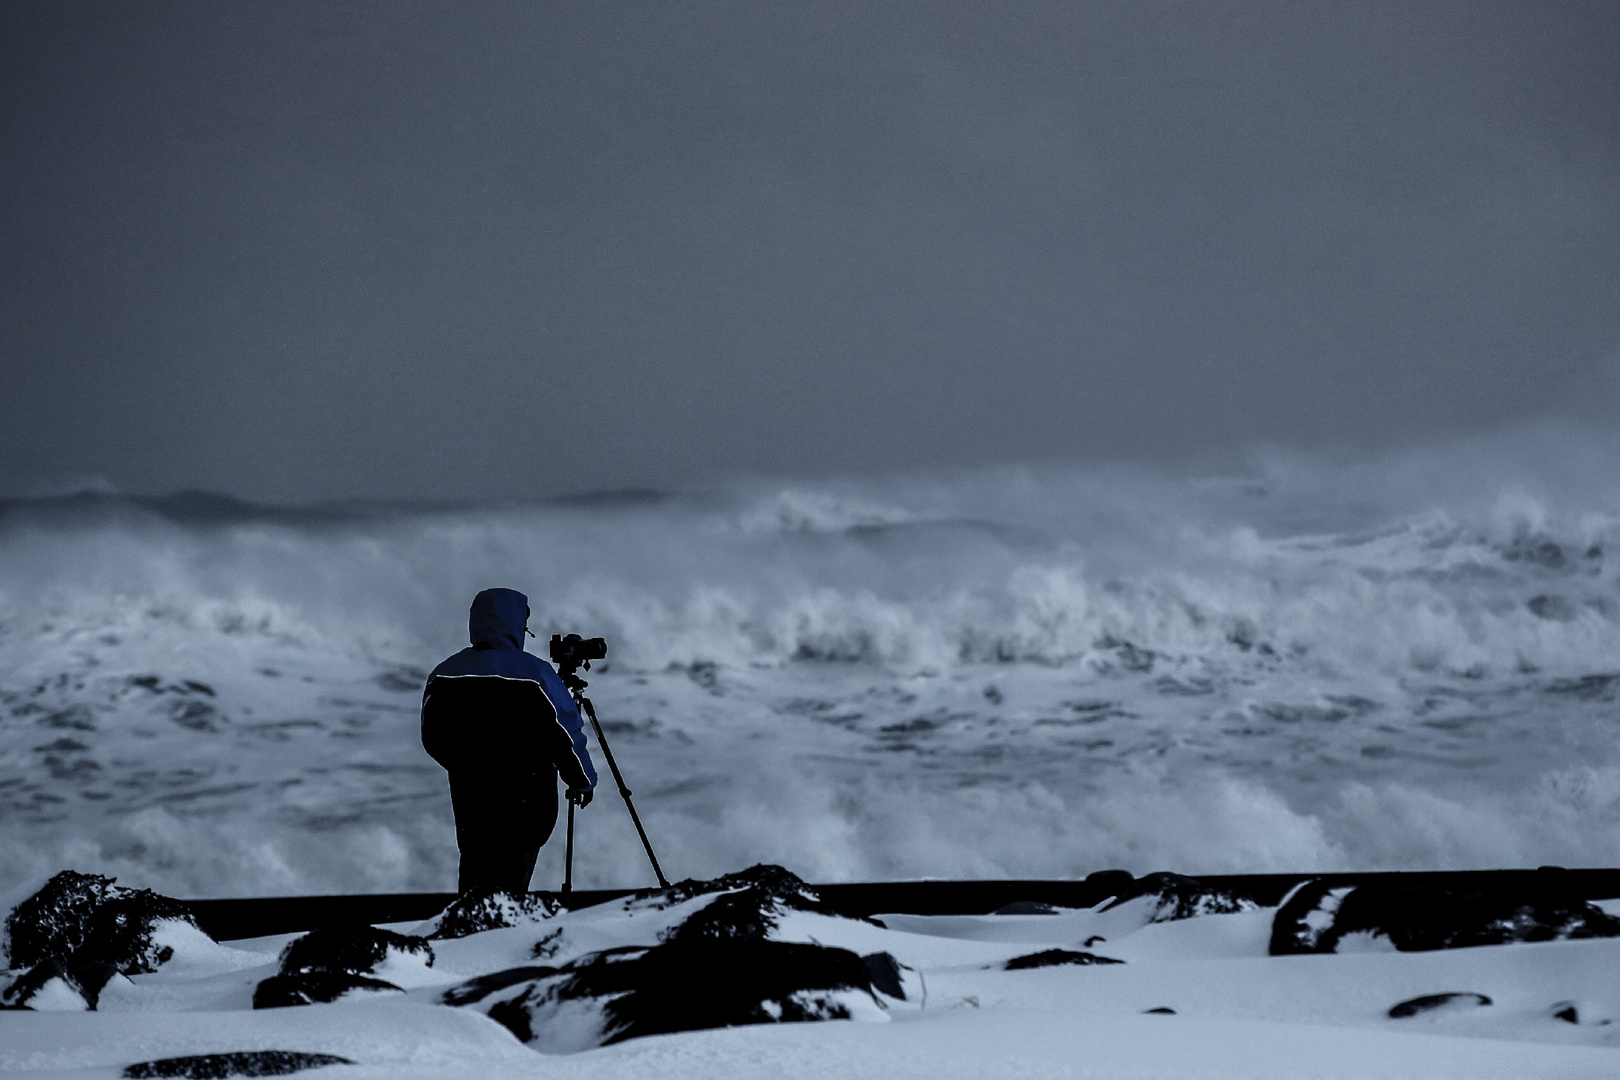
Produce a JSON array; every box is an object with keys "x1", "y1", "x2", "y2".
[{"x1": 4, "y1": 870, "x2": 1620, "y2": 1079}]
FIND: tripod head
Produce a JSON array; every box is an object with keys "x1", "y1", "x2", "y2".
[{"x1": 549, "y1": 633, "x2": 606, "y2": 699}]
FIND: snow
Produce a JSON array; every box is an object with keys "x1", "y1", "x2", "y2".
[
  {"x1": 0, "y1": 1003, "x2": 536, "y2": 1077},
  {"x1": 549, "y1": 1010, "x2": 1620, "y2": 1080},
  {"x1": 5, "y1": 885, "x2": 1620, "y2": 1078}
]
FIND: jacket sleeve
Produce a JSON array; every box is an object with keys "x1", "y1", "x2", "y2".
[
  {"x1": 537, "y1": 667, "x2": 599, "y2": 791},
  {"x1": 420, "y1": 675, "x2": 454, "y2": 768}
]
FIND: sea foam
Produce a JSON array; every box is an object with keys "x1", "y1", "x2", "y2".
[{"x1": 5, "y1": 423, "x2": 1620, "y2": 896}]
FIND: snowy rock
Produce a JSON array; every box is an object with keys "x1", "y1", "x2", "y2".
[
  {"x1": 1003, "y1": 949, "x2": 1125, "y2": 970},
  {"x1": 421, "y1": 888, "x2": 558, "y2": 940},
  {"x1": 121, "y1": 1050, "x2": 355, "y2": 1077},
  {"x1": 252, "y1": 925, "x2": 432, "y2": 1008},
  {"x1": 83, "y1": 890, "x2": 204, "y2": 975},
  {"x1": 438, "y1": 865, "x2": 902, "y2": 1049},
  {"x1": 445, "y1": 938, "x2": 890, "y2": 1051},
  {"x1": 1270, "y1": 880, "x2": 1620, "y2": 955},
  {"x1": 278, "y1": 925, "x2": 434, "y2": 979},
  {"x1": 860, "y1": 951, "x2": 919, "y2": 1001},
  {"x1": 1, "y1": 955, "x2": 132, "y2": 1011},
  {"x1": 3, "y1": 870, "x2": 120, "y2": 969},
  {"x1": 639, "y1": 864, "x2": 834, "y2": 913},
  {"x1": 1388, "y1": 991, "x2": 1492, "y2": 1018},
  {"x1": 251, "y1": 971, "x2": 404, "y2": 1009},
  {"x1": 641, "y1": 863, "x2": 874, "y2": 942},
  {"x1": 0, "y1": 957, "x2": 90, "y2": 1010},
  {"x1": 1099, "y1": 872, "x2": 1259, "y2": 924},
  {"x1": 1, "y1": 870, "x2": 205, "y2": 979}
]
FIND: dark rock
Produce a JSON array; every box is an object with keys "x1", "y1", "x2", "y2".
[
  {"x1": 2, "y1": 871, "x2": 203, "y2": 978},
  {"x1": 1083, "y1": 869, "x2": 1136, "y2": 904},
  {"x1": 447, "y1": 937, "x2": 884, "y2": 1049},
  {"x1": 252, "y1": 972, "x2": 404, "y2": 1009},
  {"x1": 1144, "y1": 1006, "x2": 1176, "y2": 1014},
  {"x1": 1268, "y1": 880, "x2": 1351, "y2": 953},
  {"x1": 0, "y1": 957, "x2": 90, "y2": 1010},
  {"x1": 530, "y1": 927, "x2": 563, "y2": 960},
  {"x1": 440, "y1": 865, "x2": 908, "y2": 1047},
  {"x1": 636, "y1": 863, "x2": 820, "y2": 910},
  {"x1": 993, "y1": 901, "x2": 1059, "y2": 915},
  {"x1": 0, "y1": 955, "x2": 131, "y2": 1011},
  {"x1": 860, "y1": 951, "x2": 909, "y2": 999},
  {"x1": 661, "y1": 889, "x2": 792, "y2": 943},
  {"x1": 252, "y1": 925, "x2": 429, "y2": 1009},
  {"x1": 1003, "y1": 949, "x2": 1125, "y2": 970},
  {"x1": 1388, "y1": 992, "x2": 1492, "y2": 1018},
  {"x1": 642, "y1": 863, "x2": 817, "y2": 906},
  {"x1": 441, "y1": 965, "x2": 561, "y2": 1007},
  {"x1": 67, "y1": 960, "x2": 121, "y2": 1007},
  {"x1": 427, "y1": 889, "x2": 558, "y2": 940},
  {"x1": 1554, "y1": 1002, "x2": 1579, "y2": 1024},
  {"x1": 1271, "y1": 880, "x2": 1620, "y2": 955},
  {"x1": 83, "y1": 890, "x2": 202, "y2": 975},
  {"x1": 278, "y1": 925, "x2": 433, "y2": 977},
  {"x1": 1100, "y1": 872, "x2": 1259, "y2": 923},
  {"x1": 122, "y1": 1050, "x2": 354, "y2": 1078},
  {"x1": 4, "y1": 870, "x2": 119, "y2": 969},
  {"x1": 647, "y1": 864, "x2": 873, "y2": 944}
]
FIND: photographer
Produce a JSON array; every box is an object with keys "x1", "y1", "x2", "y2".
[{"x1": 421, "y1": 588, "x2": 598, "y2": 894}]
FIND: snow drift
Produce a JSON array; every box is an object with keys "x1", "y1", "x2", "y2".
[{"x1": 5, "y1": 864, "x2": 1620, "y2": 1078}]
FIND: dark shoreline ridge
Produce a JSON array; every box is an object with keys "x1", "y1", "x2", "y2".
[{"x1": 180, "y1": 866, "x2": 1620, "y2": 941}]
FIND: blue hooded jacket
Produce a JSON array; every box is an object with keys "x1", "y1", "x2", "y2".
[{"x1": 421, "y1": 588, "x2": 598, "y2": 791}]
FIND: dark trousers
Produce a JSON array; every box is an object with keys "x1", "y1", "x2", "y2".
[{"x1": 448, "y1": 767, "x2": 559, "y2": 895}]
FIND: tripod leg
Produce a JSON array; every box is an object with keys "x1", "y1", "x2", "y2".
[
  {"x1": 562, "y1": 797, "x2": 575, "y2": 896},
  {"x1": 576, "y1": 692, "x2": 670, "y2": 888}
]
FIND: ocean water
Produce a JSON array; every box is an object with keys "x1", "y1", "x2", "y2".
[{"x1": 6, "y1": 423, "x2": 1620, "y2": 898}]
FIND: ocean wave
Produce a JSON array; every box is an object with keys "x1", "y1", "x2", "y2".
[{"x1": 6, "y1": 426, "x2": 1620, "y2": 894}]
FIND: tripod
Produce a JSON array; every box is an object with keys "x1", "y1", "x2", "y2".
[{"x1": 557, "y1": 665, "x2": 670, "y2": 894}]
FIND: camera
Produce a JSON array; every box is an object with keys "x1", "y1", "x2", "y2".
[{"x1": 550, "y1": 633, "x2": 607, "y2": 672}]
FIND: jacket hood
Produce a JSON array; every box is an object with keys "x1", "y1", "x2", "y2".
[{"x1": 468, "y1": 588, "x2": 529, "y2": 650}]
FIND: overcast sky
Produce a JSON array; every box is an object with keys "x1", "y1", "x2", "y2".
[{"x1": 2, "y1": 1, "x2": 1617, "y2": 501}]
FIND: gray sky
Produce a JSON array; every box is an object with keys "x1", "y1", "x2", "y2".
[{"x1": 2, "y1": 1, "x2": 1617, "y2": 501}]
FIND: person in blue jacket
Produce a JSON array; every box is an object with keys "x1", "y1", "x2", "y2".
[{"x1": 421, "y1": 588, "x2": 599, "y2": 894}]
